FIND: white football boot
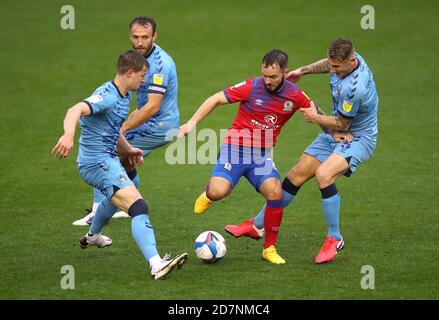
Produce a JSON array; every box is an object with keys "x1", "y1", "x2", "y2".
[
  {"x1": 79, "y1": 233, "x2": 112, "y2": 249},
  {"x1": 112, "y1": 211, "x2": 130, "y2": 219},
  {"x1": 72, "y1": 209, "x2": 94, "y2": 226},
  {"x1": 151, "y1": 253, "x2": 188, "y2": 280}
]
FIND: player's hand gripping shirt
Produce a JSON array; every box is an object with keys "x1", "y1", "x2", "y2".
[
  {"x1": 78, "y1": 81, "x2": 131, "y2": 163},
  {"x1": 135, "y1": 44, "x2": 179, "y2": 136},
  {"x1": 330, "y1": 53, "x2": 379, "y2": 140},
  {"x1": 223, "y1": 77, "x2": 311, "y2": 148}
]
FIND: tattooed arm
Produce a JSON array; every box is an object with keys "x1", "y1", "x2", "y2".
[
  {"x1": 300, "y1": 58, "x2": 330, "y2": 74},
  {"x1": 286, "y1": 58, "x2": 330, "y2": 82},
  {"x1": 315, "y1": 105, "x2": 331, "y2": 133},
  {"x1": 301, "y1": 102, "x2": 351, "y2": 131}
]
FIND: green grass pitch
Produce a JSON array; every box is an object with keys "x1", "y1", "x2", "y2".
[{"x1": 0, "y1": 0, "x2": 438, "y2": 300}]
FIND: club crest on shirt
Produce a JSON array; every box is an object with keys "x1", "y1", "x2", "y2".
[
  {"x1": 264, "y1": 114, "x2": 278, "y2": 125},
  {"x1": 283, "y1": 101, "x2": 294, "y2": 111},
  {"x1": 342, "y1": 100, "x2": 353, "y2": 113}
]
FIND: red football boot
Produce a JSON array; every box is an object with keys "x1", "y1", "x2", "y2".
[
  {"x1": 224, "y1": 219, "x2": 264, "y2": 240},
  {"x1": 315, "y1": 235, "x2": 344, "y2": 264}
]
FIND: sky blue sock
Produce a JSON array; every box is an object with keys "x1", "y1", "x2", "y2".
[
  {"x1": 89, "y1": 198, "x2": 117, "y2": 234},
  {"x1": 322, "y1": 193, "x2": 341, "y2": 240},
  {"x1": 93, "y1": 188, "x2": 106, "y2": 205},
  {"x1": 253, "y1": 190, "x2": 295, "y2": 229},
  {"x1": 131, "y1": 214, "x2": 159, "y2": 261}
]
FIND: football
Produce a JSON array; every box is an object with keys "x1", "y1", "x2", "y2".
[{"x1": 194, "y1": 231, "x2": 227, "y2": 263}]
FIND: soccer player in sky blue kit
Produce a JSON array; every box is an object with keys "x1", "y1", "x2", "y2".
[
  {"x1": 73, "y1": 16, "x2": 180, "y2": 226},
  {"x1": 52, "y1": 50, "x2": 187, "y2": 280},
  {"x1": 226, "y1": 38, "x2": 379, "y2": 264}
]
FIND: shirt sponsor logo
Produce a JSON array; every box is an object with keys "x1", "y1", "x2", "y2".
[
  {"x1": 250, "y1": 119, "x2": 280, "y2": 130},
  {"x1": 264, "y1": 114, "x2": 278, "y2": 125},
  {"x1": 255, "y1": 99, "x2": 263, "y2": 106},
  {"x1": 153, "y1": 74, "x2": 163, "y2": 85},
  {"x1": 342, "y1": 100, "x2": 353, "y2": 113}
]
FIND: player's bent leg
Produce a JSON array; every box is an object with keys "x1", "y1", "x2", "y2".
[
  {"x1": 314, "y1": 153, "x2": 349, "y2": 189},
  {"x1": 113, "y1": 186, "x2": 187, "y2": 279},
  {"x1": 73, "y1": 188, "x2": 106, "y2": 226},
  {"x1": 110, "y1": 185, "x2": 142, "y2": 212},
  {"x1": 194, "y1": 177, "x2": 232, "y2": 215},
  {"x1": 79, "y1": 201, "x2": 114, "y2": 249},
  {"x1": 259, "y1": 177, "x2": 282, "y2": 201},
  {"x1": 314, "y1": 153, "x2": 349, "y2": 263},
  {"x1": 206, "y1": 177, "x2": 233, "y2": 201},
  {"x1": 79, "y1": 186, "x2": 139, "y2": 250},
  {"x1": 246, "y1": 153, "x2": 319, "y2": 233},
  {"x1": 259, "y1": 178, "x2": 286, "y2": 263},
  {"x1": 286, "y1": 153, "x2": 320, "y2": 187},
  {"x1": 110, "y1": 169, "x2": 138, "y2": 219}
]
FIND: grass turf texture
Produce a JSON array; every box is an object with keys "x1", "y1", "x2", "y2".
[{"x1": 0, "y1": 0, "x2": 438, "y2": 299}]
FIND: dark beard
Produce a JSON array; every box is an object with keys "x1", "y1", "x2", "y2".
[{"x1": 264, "y1": 77, "x2": 284, "y2": 92}]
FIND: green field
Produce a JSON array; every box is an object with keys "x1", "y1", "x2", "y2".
[{"x1": 0, "y1": 0, "x2": 438, "y2": 300}]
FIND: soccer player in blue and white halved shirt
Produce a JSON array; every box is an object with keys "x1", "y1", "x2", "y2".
[
  {"x1": 225, "y1": 38, "x2": 379, "y2": 264},
  {"x1": 53, "y1": 51, "x2": 187, "y2": 280},
  {"x1": 73, "y1": 16, "x2": 180, "y2": 226}
]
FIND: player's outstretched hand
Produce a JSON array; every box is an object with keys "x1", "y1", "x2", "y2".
[
  {"x1": 177, "y1": 121, "x2": 196, "y2": 138},
  {"x1": 52, "y1": 134, "x2": 74, "y2": 159},
  {"x1": 286, "y1": 68, "x2": 303, "y2": 83}
]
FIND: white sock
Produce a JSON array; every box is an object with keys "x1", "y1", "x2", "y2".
[
  {"x1": 149, "y1": 254, "x2": 163, "y2": 272},
  {"x1": 87, "y1": 232, "x2": 99, "y2": 239}
]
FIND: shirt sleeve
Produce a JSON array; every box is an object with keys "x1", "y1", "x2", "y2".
[
  {"x1": 337, "y1": 83, "x2": 363, "y2": 118},
  {"x1": 293, "y1": 87, "x2": 312, "y2": 109},
  {"x1": 147, "y1": 61, "x2": 171, "y2": 95},
  {"x1": 223, "y1": 78, "x2": 253, "y2": 103},
  {"x1": 83, "y1": 90, "x2": 116, "y2": 114}
]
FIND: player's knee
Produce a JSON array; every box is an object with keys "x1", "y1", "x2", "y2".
[
  {"x1": 262, "y1": 182, "x2": 282, "y2": 200},
  {"x1": 206, "y1": 187, "x2": 229, "y2": 201},
  {"x1": 315, "y1": 166, "x2": 331, "y2": 186},
  {"x1": 264, "y1": 189, "x2": 282, "y2": 200},
  {"x1": 128, "y1": 199, "x2": 149, "y2": 218}
]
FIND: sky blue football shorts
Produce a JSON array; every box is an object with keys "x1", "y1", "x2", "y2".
[
  {"x1": 304, "y1": 132, "x2": 376, "y2": 176},
  {"x1": 78, "y1": 157, "x2": 133, "y2": 199}
]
